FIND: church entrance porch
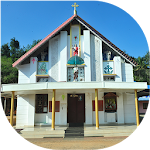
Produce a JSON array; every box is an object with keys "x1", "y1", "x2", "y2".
[{"x1": 67, "y1": 94, "x2": 85, "y2": 124}]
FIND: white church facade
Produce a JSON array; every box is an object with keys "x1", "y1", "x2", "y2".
[{"x1": 1, "y1": 5, "x2": 147, "y2": 129}]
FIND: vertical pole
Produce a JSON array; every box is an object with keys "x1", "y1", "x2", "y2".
[
  {"x1": 135, "y1": 89, "x2": 140, "y2": 126},
  {"x1": 10, "y1": 91, "x2": 15, "y2": 126},
  {"x1": 51, "y1": 89, "x2": 55, "y2": 130},
  {"x1": 95, "y1": 89, "x2": 99, "y2": 129},
  {"x1": 4, "y1": 97, "x2": 7, "y2": 114}
]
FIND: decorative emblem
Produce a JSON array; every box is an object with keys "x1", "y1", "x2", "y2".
[
  {"x1": 78, "y1": 95, "x2": 82, "y2": 101},
  {"x1": 104, "y1": 64, "x2": 113, "y2": 74},
  {"x1": 32, "y1": 58, "x2": 35, "y2": 64},
  {"x1": 62, "y1": 95, "x2": 65, "y2": 100},
  {"x1": 38, "y1": 62, "x2": 48, "y2": 75},
  {"x1": 74, "y1": 36, "x2": 78, "y2": 41}
]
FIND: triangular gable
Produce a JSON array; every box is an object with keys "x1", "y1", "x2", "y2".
[{"x1": 12, "y1": 14, "x2": 137, "y2": 67}]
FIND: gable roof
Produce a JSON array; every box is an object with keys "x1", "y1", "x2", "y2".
[{"x1": 12, "y1": 14, "x2": 137, "y2": 67}]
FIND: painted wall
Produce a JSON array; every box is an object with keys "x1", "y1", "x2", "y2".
[
  {"x1": 59, "y1": 31, "x2": 67, "y2": 82},
  {"x1": 49, "y1": 35, "x2": 59, "y2": 82},
  {"x1": 114, "y1": 56, "x2": 122, "y2": 82},
  {"x1": 18, "y1": 64, "x2": 30, "y2": 84},
  {"x1": 83, "y1": 30, "x2": 91, "y2": 82},
  {"x1": 34, "y1": 92, "x2": 67, "y2": 125},
  {"x1": 90, "y1": 34, "x2": 103, "y2": 82},
  {"x1": 122, "y1": 63, "x2": 134, "y2": 82},
  {"x1": 92, "y1": 92, "x2": 105, "y2": 124},
  {"x1": 117, "y1": 92, "x2": 124, "y2": 124},
  {"x1": 139, "y1": 101, "x2": 149, "y2": 114},
  {"x1": 123, "y1": 93, "x2": 136, "y2": 124},
  {"x1": 16, "y1": 94, "x2": 35, "y2": 127}
]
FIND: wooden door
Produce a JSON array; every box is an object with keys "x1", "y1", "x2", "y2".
[{"x1": 67, "y1": 94, "x2": 85, "y2": 123}]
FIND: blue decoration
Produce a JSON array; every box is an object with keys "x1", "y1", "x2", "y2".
[{"x1": 104, "y1": 64, "x2": 113, "y2": 74}]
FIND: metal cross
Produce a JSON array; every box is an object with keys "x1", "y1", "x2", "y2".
[{"x1": 72, "y1": 2, "x2": 79, "y2": 15}]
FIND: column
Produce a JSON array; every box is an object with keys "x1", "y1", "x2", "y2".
[
  {"x1": 10, "y1": 91, "x2": 15, "y2": 126},
  {"x1": 51, "y1": 89, "x2": 56, "y2": 130},
  {"x1": 95, "y1": 89, "x2": 99, "y2": 129},
  {"x1": 135, "y1": 90, "x2": 140, "y2": 126},
  {"x1": 30, "y1": 57, "x2": 38, "y2": 83},
  {"x1": 84, "y1": 30, "x2": 91, "y2": 82},
  {"x1": 4, "y1": 97, "x2": 6, "y2": 113},
  {"x1": 114, "y1": 56, "x2": 122, "y2": 82},
  {"x1": 59, "y1": 31, "x2": 67, "y2": 82}
]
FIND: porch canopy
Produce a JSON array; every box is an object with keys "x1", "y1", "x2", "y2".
[{"x1": 1, "y1": 82, "x2": 147, "y2": 96}]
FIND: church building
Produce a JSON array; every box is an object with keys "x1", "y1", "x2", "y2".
[{"x1": 1, "y1": 3, "x2": 147, "y2": 130}]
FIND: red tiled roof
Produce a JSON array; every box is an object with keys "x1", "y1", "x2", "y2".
[{"x1": 12, "y1": 14, "x2": 137, "y2": 67}]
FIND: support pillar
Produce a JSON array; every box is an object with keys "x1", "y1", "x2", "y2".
[
  {"x1": 51, "y1": 89, "x2": 55, "y2": 130},
  {"x1": 95, "y1": 89, "x2": 99, "y2": 129},
  {"x1": 135, "y1": 90, "x2": 140, "y2": 126},
  {"x1": 10, "y1": 91, "x2": 15, "y2": 126},
  {"x1": 4, "y1": 97, "x2": 6, "y2": 114}
]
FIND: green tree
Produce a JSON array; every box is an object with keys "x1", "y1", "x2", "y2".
[
  {"x1": 1, "y1": 43, "x2": 10, "y2": 57},
  {"x1": 10, "y1": 37, "x2": 20, "y2": 62},
  {"x1": 1, "y1": 56, "x2": 18, "y2": 84}
]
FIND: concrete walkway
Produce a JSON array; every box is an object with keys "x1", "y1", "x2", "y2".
[{"x1": 15, "y1": 124, "x2": 137, "y2": 138}]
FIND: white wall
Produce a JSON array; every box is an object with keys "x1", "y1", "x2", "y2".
[
  {"x1": 92, "y1": 92, "x2": 105, "y2": 124},
  {"x1": 123, "y1": 93, "x2": 136, "y2": 124},
  {"x1": 85, "y1": 92, "x2": 92, "y2": 125},
  {"x1": 34, "y1": 92, "x2": 67, "y2": 125},
  {"x1": 117, "y1": 92, "x2": 124, "y2": 124},
  {"x1": 30, "y1": 57, "x2": 38, "y2": 83},
  {"x1": 59, "y1": 31, "x2": 67, "y2": 82},
  {"x1": 90, "y1": 34, "x2": 102, "y2": 82},
  {"x1": 114, "y1": 56, "x2": 122, "y2": 82},
  {"x1": 84, "y1": 30, "x2": 91, "y2": 82},
  {"x1": 122, "y1": 63, "x2": 134, "y2": 82},
  {"x1": 18, "y1": 64, "x2": 30, "y2": 84},
  {"x1": 49, "y1": 36, "x2": 59, "y2": 82},
  {"x1": 28, "y1": 95, "x2": 35, "y2": 126},
  {"x1": 16, "y1": 96, "x2": 28, "y2": 127},
  {"x1": 16, "y1": 94, "x2": 35, "y2": 127}
]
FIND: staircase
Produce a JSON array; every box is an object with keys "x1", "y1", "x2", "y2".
[{"x1": 64, "y1": 123, "x2": 84, "y2": 138}]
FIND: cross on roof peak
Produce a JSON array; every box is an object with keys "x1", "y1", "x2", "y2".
[{"x1": 71, "y1": 2, "x2": 79, "y2": 15}]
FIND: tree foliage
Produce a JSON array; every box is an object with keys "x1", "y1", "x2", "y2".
[{"x1": 1, "y1": 38, "x2": 41, "y2": 84}]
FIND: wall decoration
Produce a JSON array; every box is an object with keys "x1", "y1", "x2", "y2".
[
  {"x1": 32, "y1": 58, "x2": 35, "y2": 64},
  {"x1": 38, "y1": 62, "x2": 48, "y2": 75},
  {"x1": 103, "y1": 61, "x2": 114, "y2": 74},
  {"x1": 104, "y1": 51, "x2": 111, "y2": 60},
  {"x1": 41, "y1": 51, "x2": 47, "y2": 61},
  {"x1": 72, "y1": 44, "x2": 79, "y2": 56},
  {"x1": 78, "y1": 95, "x2": 82, "y2": 101},
  {"x1": 62, "y1": 95, "x2": 65, "y2": 100}
]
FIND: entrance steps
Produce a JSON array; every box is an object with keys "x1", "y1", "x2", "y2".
[{"x1": 64, "y1": 123, "x2": 84, "y2": 138}]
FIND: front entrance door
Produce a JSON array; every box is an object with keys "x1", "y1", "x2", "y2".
[{"x1": 67, "y1": 94, "x2": 85, "y2": 123}]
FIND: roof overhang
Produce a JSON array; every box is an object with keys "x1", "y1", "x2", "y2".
[{"x1": 1, "y1": 82, "x2": 147, "y2": 96}]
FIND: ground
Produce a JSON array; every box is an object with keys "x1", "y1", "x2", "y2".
[{"x1": 26, "y1": 136, "x2": 127, "y2": 149}]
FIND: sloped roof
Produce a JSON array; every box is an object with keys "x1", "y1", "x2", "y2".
[{"x1": 12, "y1": 14, "x2": 137, "y2": 67}]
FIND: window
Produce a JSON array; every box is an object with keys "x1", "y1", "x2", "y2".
[
  {"x1": 143, "y1": 103, "x2": 148, "y2": 109},
  {"x1": 104, "y1": 76, "x2": 115, "y2": 81},
  {"x1": 104, "y1": 92, "x2": 117, "y2": 112},
  {"x1": 35, "y1": 94, "x2": 48, "y2": 113},
  {"x1": 37, "y1": 77, "x2": 49, "y2": 82},
  {"x1": 92, "y1": 100, "x2": 103, "y2": 111},
  {"x1": 67, "y1": 67, "x2": 85, "y2": 82},
  {"x1": 49, "y1": 101, "x2": 60, "y2": 112}
]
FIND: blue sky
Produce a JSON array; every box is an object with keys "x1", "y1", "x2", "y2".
[{"x1": 1, "y1": 1, "x2": 149, "y2": 58}]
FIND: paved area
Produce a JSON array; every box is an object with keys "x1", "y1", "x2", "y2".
[
  {"x1": 26, "y1": 136, "x2": 127, "y2": 149},
  {"x1": 16, "y1": 124, "x2": 136, "y2": 138}
]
